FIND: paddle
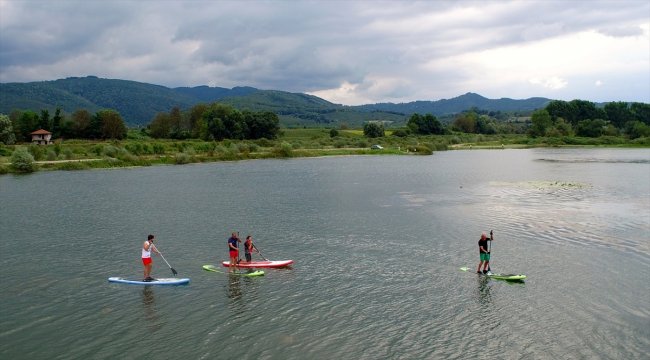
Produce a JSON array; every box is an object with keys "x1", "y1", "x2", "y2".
[
  {"x1": 236, "y1": 232, "x2": 241, "y2": 265},
  {"x1": 252, "y1": 244, "x2": 269, "y2": 261},
  {"x1": 152, "y1": 244, "x2": 178, "y2": 276},
  {"x1": 487, "y1": 230, "x2": 493, "y2": 273}
]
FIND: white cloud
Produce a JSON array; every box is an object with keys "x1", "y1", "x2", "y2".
[{"x1": 529, "y1": 77, "x2": 568, "y2": 90}]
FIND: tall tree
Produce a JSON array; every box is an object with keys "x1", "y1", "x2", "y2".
[
  {"x1": 149, "y1": 112, "x2": 171, "y2": 138},
  {"x1": 38, "y1": 109, "x2": 51, "y2": 130},
  {"x1": 0, "y1": 114, "x2": 16, "y2": 145},
  {"x1": 70, "y1": 109, "x2": 93, "y2": 138},
  {"x1": 189, "y1": 103, "x2": 208, "y2": 138},
  {"x1": 51, "y1": 107, "x2": 64, "y2": 138},
  {"x1": 452, "y1": 112, "x2": 478, "y2": 133},
  {"x1": 96, "y1": 109, "x2": 127, "y2": 139},
  {"x1": 569, "y1": 99, "x2": 605, "y2": 124},
  {"x1": 243, "y1": 111, "x2": 280, "y2": 139},
  {"x1": 529, "y1": 109, "x2": 552, "y2": 137},
  {"x1": 546, "y1": 100, "x2": 577, "y2": 124},
  {"x1": 201, "y1": 103, "x2": 238, "y2": 141},
  {"x1": 407, "y1": 113, "x2": 443, "y2": 135},
  {"x1": 169, "y1": 106, "x2": 186, "y2": 139},
  {"x1": 604, "y1": 102, "x2": 633, "y2": 129},
  {"x1": 17, "y1": 111, "x2": 40, "y2": 142},
  {"x1": 630, "y1": 102, "x2": 650, "y2": 125},
  {"x1": 363, "y1": 122, "x2": 385, "y2": 138}
]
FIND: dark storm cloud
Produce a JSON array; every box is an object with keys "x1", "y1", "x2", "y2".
[{"x1": 1, "y1": 0, "x2": 648, "y2": 104}]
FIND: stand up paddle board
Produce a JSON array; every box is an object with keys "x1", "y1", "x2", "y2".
[
  {"x1": 483, "y1": 273, "x2": 526, "y2": 281},
  {"x1": 459, "y1": 267, "x2": 526, "y2": 281},
  {"x1": 108, "y1": 277, "x2": 190, "y2": 285},
  {"x1": 203, "y1": 264, "x2": 265, "y2": 276},
  {"x1": 221, "y1": 260, "x2": 293, "y2": 268}
]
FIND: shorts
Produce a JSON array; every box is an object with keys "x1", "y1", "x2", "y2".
[
  {"x1": 229, "y1": 250, "x2": 238, "y2": 258},
  {"x1": 480, "y1": 253, "x2": 490, "y2": 261},
  {"x1": 245, "y1": 253, "x2": 252, "y2": 262},
  {"x1": 142, "y1": 257, "x2": 152, "y2": 265}
]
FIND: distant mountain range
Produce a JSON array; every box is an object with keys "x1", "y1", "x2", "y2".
[{"x1": 0, "y1": 76, "x2": 552, "y2": 126}]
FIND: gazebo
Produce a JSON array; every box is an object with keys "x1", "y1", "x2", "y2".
[{"x1": 30, "y1": 129, "x2": 53, "y2": 145}]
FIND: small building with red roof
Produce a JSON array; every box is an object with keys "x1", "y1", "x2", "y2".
[{"x1": 30, "y1": 129, "x2": 52, "y2": 145}]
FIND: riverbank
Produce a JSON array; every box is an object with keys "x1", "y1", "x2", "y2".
[{"x1": 1, "y1": 129, "x2": 648, "y2": 174}]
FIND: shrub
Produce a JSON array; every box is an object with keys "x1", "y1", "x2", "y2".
[
  {"x1": 175, "y1": 152, "x2": 191, "y2": 164},
  {"x1": 391, "y1": 129, "x2": 410, "y2": 137},
  {"x1": 0, "y1": 145, "x2": 12, "y2": 156},
  {"x1": 91, "y1": 144, "x2": 104, "y2": 156},
  {"x1": 28, "y1": 144, "x2": 45, "y2": 161},
  {"x1": 256, "y1": 138, "x2": 274, "y2": 147},
  {"x1": 63, "y1": 148, "x2": 74, "y2": 160},
  {"x1": 0, "y1": 165, "x2": 8, "y2": 174},
  {"x1": 193, "y1": 142, "x2": 216, "y2": 153},
  {"x1": 334, "y1": 140, "x2": 347, "y2": 148},
  {"x1": 630, "y1": 137, "x2": 650, "y2": 145},
  {"x1": 103, "y1": 145, "x2": 119, "y2": 158},
  {"x1": 432, "y1": 142, "x2": 448, "y2": 151},
  {"x1": 356, "y1": 140, "x2": 369, "y2": 148},
  {"x1": 273, "y1": 142, "x2": 294, "y2": 157},
  {"x1": 11, "y1": 147, "x2": 36, "y2": 173},
  {"x1": 55, "y1": 161, "x2": 89, "y2": 171},
  {"x1": 409, "y1": 144, "x2": 432, "y2": 155},
  {"x1": 46, "y1": 150, "x2": 57, "y2": 161},
  {"x1": 152, "y1": 143, "x2": 166, "y2": 155}
]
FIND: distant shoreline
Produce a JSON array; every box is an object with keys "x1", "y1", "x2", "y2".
[{"x1": 2, "y1": 129, "x2": 648, "y2": 175}]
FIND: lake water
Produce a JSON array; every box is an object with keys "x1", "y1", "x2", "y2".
[{"x1": 1, "y1": 148, "x2": 649, "y2": 359}]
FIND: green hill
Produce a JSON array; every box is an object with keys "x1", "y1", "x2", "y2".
[{"x1": 0, "y1": 76, "x2": 553, "y2": 127}]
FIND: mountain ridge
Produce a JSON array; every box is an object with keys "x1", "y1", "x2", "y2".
[{"x1": 0, "y1": 76, "x2": 552, "y2": 126}]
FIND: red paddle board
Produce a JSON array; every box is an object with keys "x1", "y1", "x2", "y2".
[{"x1": 221, "y1": 260, "x2": 293, "y2": 268}]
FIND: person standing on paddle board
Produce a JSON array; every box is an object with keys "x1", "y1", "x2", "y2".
[
  {"x1": 477, "y1": 230, "x2": 493, "y2": 274},
  {"x1": 142, "y1": 234, "x2": 160, "y2": 281},
  {"x1": 243, "y1": 235, "x2": 255, "y2": 263},
  {"x1": 228, "y1": 232, "x2": 241, "y2": 269}
]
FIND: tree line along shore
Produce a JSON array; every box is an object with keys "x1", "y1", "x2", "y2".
[{"x1": 1, "y1": 100, "x2": 649, "y2": 174}]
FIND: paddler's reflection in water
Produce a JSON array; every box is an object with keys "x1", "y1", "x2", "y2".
[
  {"x1": 476, "y1": 275, "x2": 492, "y2": 305},
  {"x1": 142, "y1": 286, "x2": 162, "y2": 331},
  {"x1": 227, "y1": 273, "x2": 243, "y2": 300}
]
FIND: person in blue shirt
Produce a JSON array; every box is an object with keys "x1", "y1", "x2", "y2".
[{"x1": 228, "y1": 232, "x2": 241, "y2": 270}]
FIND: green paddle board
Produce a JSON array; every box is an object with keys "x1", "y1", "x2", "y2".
[
  {"x1": 460, "y1": 267, "x2": 526, "y2": 281},
  {"x1": 202, "y1": 264, "x2": 265, "y2": 277}
]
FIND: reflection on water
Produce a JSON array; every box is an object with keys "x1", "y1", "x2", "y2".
[
  {"x1": 141, "y1": 286, "x2": 162, "y2": 332},
  {"x1": 227, "y1": 274, "x2": 242, "y2": 300},
  {"x1": 476, "y1": 276, "x2": 492, "y2": 305}
]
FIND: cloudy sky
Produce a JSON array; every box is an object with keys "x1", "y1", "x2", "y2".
[{"x1": 1, "y1": 0, "x2": 648, "y2": 105}]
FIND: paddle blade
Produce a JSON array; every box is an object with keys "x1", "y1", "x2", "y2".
[{"x1": 171, "y1": 267, "x2": 178, "y2": 276}]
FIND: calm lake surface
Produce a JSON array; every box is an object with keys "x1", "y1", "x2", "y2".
[{"x1": 1, "y1": 148, "x2": 649, "y2": 359}]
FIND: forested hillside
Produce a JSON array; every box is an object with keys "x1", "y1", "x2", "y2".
[{"x1": 0, "y1": 76, "x2": 555, "y2": 127}]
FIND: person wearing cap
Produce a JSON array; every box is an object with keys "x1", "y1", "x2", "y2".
[
  {"x1": 477, "y1": 230, "x2": 494, "y2": 274},
  {"x1": 142, "y1": 234, "x2": 160, "y2": 281},
  {"x1": 227, "y1": 232, "x2": 241, "y2": 270}
]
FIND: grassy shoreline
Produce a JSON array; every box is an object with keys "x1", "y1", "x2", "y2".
[{"x1": 1, "y1": 129, "x2": 648, "y2": 174}]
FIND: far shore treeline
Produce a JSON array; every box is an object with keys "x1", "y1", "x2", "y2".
[
  {"x1": 1, "y1": 102, "x2": 280, "y2": 143},
  {"x1": 1, "y1": 98, "x2": 649, "y2": 145},
  {"x1": 1, "y1": 98, "x2": 649, "y2": 174}
]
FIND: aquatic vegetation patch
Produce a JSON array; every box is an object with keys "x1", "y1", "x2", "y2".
[{"x1": 490, "y1": 180, "x2": 591, "y2": 189}]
